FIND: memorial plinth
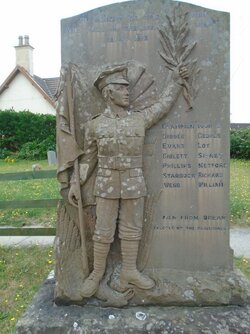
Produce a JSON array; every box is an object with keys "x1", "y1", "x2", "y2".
[{"x1": 16, "y1": 276, "x2": 250, "y2": 333}]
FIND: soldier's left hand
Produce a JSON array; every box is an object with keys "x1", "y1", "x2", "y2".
[{"x1": 173, "y1": 65, "x2": 188, "y2": 85}]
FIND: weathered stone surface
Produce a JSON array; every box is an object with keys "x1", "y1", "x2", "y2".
[
  {"x1": 53, "y1": 0, "x2": 241, "y2": 307},
  {"x1": 16, "y1": 277, "x2": 250, "y2": 334},
  {"x1": 60, "y1": 0, "x2": 231, "y2": 269}
]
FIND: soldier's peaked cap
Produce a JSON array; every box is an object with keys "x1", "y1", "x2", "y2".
[{"x1": 94, "y1": 65, "x2": 129, "y2": 91}]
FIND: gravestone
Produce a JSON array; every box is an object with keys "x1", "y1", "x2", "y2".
[
  {"x1": 47, "y1": 150, "x2": 57, "y2": 165},
  {"x1": 52, "y1": 0, "x2": 247, "y2": 306}
]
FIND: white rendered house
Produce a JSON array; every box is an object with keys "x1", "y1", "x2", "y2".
[{"x1": 0, "y1": 36, "x2": 59, "y2": 115}]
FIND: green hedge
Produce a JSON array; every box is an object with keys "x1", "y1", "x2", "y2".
[
  {"x1": 0, "y1": 110, "x2": 56, "y2": 159},
  {"x1": 230, "y1": 127, "x2": 250, "y2": 159}
]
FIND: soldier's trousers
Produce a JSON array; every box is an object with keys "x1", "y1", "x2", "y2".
[{"x1": 93, "y1": 196, "x2": 144, "y2": 243}]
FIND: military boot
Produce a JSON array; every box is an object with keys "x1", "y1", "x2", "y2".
[
  {"x1": 81, "y1": 241, "x2": 110, "y2": 298},
  {"x1": 120, "y1": 239, "x2": 155, "y2": 290}
]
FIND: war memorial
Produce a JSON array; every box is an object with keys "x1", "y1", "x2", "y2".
[{"x1": 16, "y1": 0, "x2": 250, "y2": 332}]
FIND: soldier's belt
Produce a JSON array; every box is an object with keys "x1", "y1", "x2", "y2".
[{"x1": 98, "y1": 155, "x2": 143, "y2": 170}]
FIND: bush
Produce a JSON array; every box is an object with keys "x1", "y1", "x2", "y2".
[
  {"x1": 17, "y1": 136, "x2": 56, "y2": 160},
  {"x1": 230, "y1": 127, "x2": 250, "y2": 159},
  {"x1": 0, "y1": 110, "x2": 56, "y2": 152},
  {"x1": 0, "y1": 148, "x2": 11, "y2": 159}
]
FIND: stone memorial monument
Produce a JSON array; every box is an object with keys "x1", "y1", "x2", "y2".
[
  {"x1": 16, "y1": 1, "x2": 250, "y2": 332},
  {"x1": 53, "y1": 0, "x2": 247, "y2": 307}
]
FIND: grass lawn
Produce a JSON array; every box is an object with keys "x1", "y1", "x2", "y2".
[
  {"x1": 230, "y1": 159, "x2": 250, "y2": 226},
  {"x1": 0, "y1": 160, "x2": 59, "y2": 228},
  {"x1": 234, "y1": 257, "x2": 250, "y2": 281},
  {"x1": 0, "y1": 159, "x2": 57, "y2": 172},
  {"x1": 0, "y1": 245, "x2": 54, "y2": 334}
]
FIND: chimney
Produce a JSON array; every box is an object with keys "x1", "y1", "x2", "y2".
[
  {"x1": 15, "y1": 35, "x2": 34, "y2": 75},
  {"x1": 24, "y1": 35, "x2": 29, "y2": 45},
  {"x1": 18, "y1": 36, "x2": 23, "y2": 46}
]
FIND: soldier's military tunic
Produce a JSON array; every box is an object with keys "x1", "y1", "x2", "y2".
[
  {"x1": 86, "y1": 109, "x2": 147, "y2": 199},
  {"x1": 80, "y1": 81, "x2": 180, "y2": 243}
]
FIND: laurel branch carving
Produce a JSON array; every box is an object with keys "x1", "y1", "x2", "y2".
[{"x1": 158, "y1": 5, "x2": 200, "y2": 110}]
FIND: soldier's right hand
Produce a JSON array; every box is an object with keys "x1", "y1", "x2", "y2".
[{"x1": 68, "y1": 183, "x2": 80, "y2": 207}]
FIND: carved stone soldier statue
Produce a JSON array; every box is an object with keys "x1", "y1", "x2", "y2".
[{"x1": 67, "y1": 64, "x2": 188, "y2": 297}]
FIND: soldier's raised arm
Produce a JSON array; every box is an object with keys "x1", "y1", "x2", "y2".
[{"x1": 143, "y1": 66, "x2": 188, "y2": 129}]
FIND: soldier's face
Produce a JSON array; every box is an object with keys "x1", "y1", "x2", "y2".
[{"x1": 109, "y1": 84, "x2": 129, "y2": 107}]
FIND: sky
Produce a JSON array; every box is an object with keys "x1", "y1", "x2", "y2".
[{"x1": 0, "y1": 0, "x2": 249, "y2": 123}]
